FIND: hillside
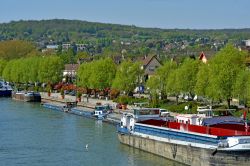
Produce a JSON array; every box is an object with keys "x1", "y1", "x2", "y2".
[
  {"x1": 1, "y1": 19, "x2": 250, "y2": 43},
  {"x1": 1, "y1": 19, "x2": 250, "y2": 62}
]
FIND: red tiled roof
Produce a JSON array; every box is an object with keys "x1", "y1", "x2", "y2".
[{"x1": 199, "y1": 52, "x2": 206, "y2": 60}]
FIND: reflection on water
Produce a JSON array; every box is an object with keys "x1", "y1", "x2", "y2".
[{"x1": 0, "y1": 98, "x2": 184, "y2": 166}]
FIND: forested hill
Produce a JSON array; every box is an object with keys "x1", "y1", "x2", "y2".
[{"x1": 1, "y1": 19, "x2": 250, "y2": 43}]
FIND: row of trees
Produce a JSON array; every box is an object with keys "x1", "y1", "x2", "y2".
[
  {"x1": 147, "y1": 44, "x2": 250, "y2": 108},
  {"x1": 1, "y1": 42, "x2": 249, "y2": 108},
  {"x1": 77, "y1": 58, "x2": 142, "y2": 95},
  {"x1": 1, "y1": 56, "x2": 63, "y2": 84}
]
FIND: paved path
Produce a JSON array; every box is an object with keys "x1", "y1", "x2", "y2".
[{"x1": 40, "y1": 92, "x2": 133, "y2": 113}]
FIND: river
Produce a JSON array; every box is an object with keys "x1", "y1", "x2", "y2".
[{"x1": 0, "y1": 98, "x2": 183, "y2": 166}]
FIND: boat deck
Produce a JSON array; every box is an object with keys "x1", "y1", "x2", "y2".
[{"x1": 138, "y1": 119, "x2": 250, "y2": 137}]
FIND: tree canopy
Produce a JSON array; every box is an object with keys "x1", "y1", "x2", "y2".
[
  {"x1": 0, "y1": 40, "x2": 35, "y2": 60},
  {"x1": 112, "y1": 60, "x2": 143, "y2": 94},
  {"x1": 206, "y1": 44, "x2": 247, "y2": 107}
]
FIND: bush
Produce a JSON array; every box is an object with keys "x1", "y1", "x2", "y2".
[
  {"x1": 46, "y1": 85, "x2": 52, "y2": 93},
  {"x1": 60, "y1": 89, "x2": 64, "y2": 96},
  {"x1": 162, "y1": 101, "x2": 198, "y2": 114},
  {"x1": 109, "y1": 89, "x2": 120, "y2": 99},
  {"x1": 77, "y1": 91, "x2": 82, "y2": 98},
  {"x1": 117, "y1": 95, "x2": 129, "y2": 105},
  {"x1": 114, "y1": 95, "x2": 148, "y2": 105}
]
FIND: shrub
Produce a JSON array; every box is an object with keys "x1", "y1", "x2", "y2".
[
  {"x1": 77, "y1": 91, "x2": 82, "y2": 98},
  {"x1": 60, "y1": 88, "x2": 64, "y2": 96},
  {"x1": 109, "y1": 89, "x2": 120, "y2": 99},
  {"x1": 118, "y1": 95, "x2": 129, "y2": 105}
]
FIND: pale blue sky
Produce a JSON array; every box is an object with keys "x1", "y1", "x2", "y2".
[{"x1": 0, "y1": 0, "x2": 249, "y2": 29}]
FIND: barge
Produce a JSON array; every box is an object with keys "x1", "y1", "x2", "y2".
[
  {"x1": 117, "y1": 108, "x2": 250, "y2": 166},
  {"x1": 12, "y1": 91, "x2": 41, "y2": 102}
]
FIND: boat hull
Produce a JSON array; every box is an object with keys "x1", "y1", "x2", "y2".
[
  {"x1": 118, "y1": 133, "x2": 250, "y2": 166},
  {"x1": 0, "y1": 90, "x2": 12, "y2": 97},
  {"x1": 12, "y1": 92, "x2": 41, "y2": 102}
]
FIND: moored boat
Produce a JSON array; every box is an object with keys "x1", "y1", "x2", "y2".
[
  {"x1": 0, "y1": 81, "x2": 12, "y2": 97},
  {"x1": 93, "y1": 104, "x2": 112, "y2": 120},
  {"x1": 117, "y1": 108, "x2": 250, "y2": 166},
  {"x1": 12, "y1": 91, "x2": 41, "y2": 102},
  {"x1": 42, "y1": 101, "x2": 77, "y2": 112}
]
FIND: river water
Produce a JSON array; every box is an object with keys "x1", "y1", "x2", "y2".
[{"x1": 0, "y1": 98, "x2": 183, "y2": 166}]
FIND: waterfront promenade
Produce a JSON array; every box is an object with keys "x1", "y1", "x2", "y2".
[{"x1": 40, "y1": 92, "x2": 133, "y2": 124}]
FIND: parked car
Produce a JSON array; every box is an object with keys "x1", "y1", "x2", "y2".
[{"x1": 69, "y1": 91, "x2": 76, "y2": 96}]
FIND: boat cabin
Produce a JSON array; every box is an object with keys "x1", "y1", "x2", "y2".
[
  {"x1": 133, "y1": 108, "x2": 160, "y2": 121},
  {"x1": 197, "y1": 106, "x2": 213, "y2": 117},
  {"x1": 175, "y1": 114, "x2": 201, "y2": 125},
  {"x1": 94, "y1": 105, "x2": 111, "y2": 118}
]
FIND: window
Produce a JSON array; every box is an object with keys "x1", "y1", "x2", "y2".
[{"x1": 149, "y1": 66, "x2": 155, "y2": 71}]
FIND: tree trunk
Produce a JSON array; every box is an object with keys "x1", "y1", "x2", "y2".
[
  {"x1": 176, "y1": 96, "x2": 179, "y2": 105},
  {"x1": 227, "y1": 98, "x2": 231, "y2": 108},
  {"x1": 161, "y1": 91, "x2": 167, "y2": 100}
]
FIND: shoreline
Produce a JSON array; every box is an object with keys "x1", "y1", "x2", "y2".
[{"x1": 40, "y1": 92, "x2": 132, "y2": 125}]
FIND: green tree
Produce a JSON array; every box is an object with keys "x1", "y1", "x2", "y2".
[
  {"x1": 0, "y1": 59, "x2": 7, "y2": 77},
  {"x1": 0, "y1": 40, "x2": 35, "y2": 60},
  {"x1": 2, "y1": 60, "x2": 14, "y2": 82},
  {"x1": 233, "y1": 69, "x2": 250, "y2": 107},
  {"x1": 146, "y1": 75, "x2": 160, "y2": 107},
  {"x1": 38, "y1": 56, "x2": 64, "y2": 84},
  {"x1": 155, "y1": 60, "x2": 177, "y2": 99},
  {"x1": 88, "y1": 58, "x2": 116, "y2": 91},
  {"x1": 77, "y1": 62, "x2": 93, "y2": 89},
  {"x1": 207, "y1": 44, "x2": 247, "y2": 108},
  {"x1": 27, "y1": 57, "x2": 40, "y2": 83},
  {"x1": 112, "y1": 60, "x2": 143, "y2": 95},
  {"x1": 59, "y1": 48, "x2": 76, "y2": 64},
  {"x1": 177, "y1": 58, "x2": 199, "y2": 98},
  {"x1": 195, "y1": 63, "x2": 209, "y2": 97},
  {"x1": 10, "y1": 59, "x2": 22, "y2": 83},
  {"x1": 166, "y1": 69, "x2": 181, "y2": 104}
]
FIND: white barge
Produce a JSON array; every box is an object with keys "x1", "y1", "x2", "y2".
[{"x1": 117, "y1": 108, "x2": 250, "y2": 166}]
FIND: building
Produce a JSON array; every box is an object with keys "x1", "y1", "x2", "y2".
[
  {"x1": 199, "y1": 52, "x2": 207, "y2": 64},
  {"x1": 245, "y1": 40, "x2": 250, "y2": 47},
  {"x1": 62, "y1": 43, "x2": 71, "y2": 51},
  {"x1": 63, "y1": 64, "x2": 80, "y2": 82},
  {"x1": 42, "y1": 45, "x2": 59, "y2": 53},
  {"x1": 141, "y1": 55, "x2": 162, "y2": 81}
]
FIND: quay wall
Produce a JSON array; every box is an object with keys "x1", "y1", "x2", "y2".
[{"x1": 118, "y1": 133, "x2": 250, "y2": 166}]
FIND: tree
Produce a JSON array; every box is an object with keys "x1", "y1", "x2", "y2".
[
  {"x1": 166, "y1": 69, "x2": 181, "y2": 104},
  {"x1": 88, "y1": 58, "x2": 116, "y2": 91},
  {"x1": 27, "y1": 57, "x2": 40, "y2": 83},
  {"x1": 77, "y1": 62, "x2": 93, "y2": 89},
  {"x1": 59, "y1": 48, "x2": 76, "y2": 64},
  {"x1": 10, "y1": 59, "x2": 22, "y2": 83},
  {"x1": 146, "y1": 75, "x2": 160, "y2": 107},
  {"x1": 38, "y1": 56, "x2": 64, "y2": 84},
  {"x1": 195, "y1": 63, "x2": 209, "y2": 97},
  {"x1": 0, "y1": 59, "x2": 7, "y2": 77},
  {"x1": 177, "y1": 58, "x2": 199, "y2": 98},
  {"x1": 233, "y1": 69, "x2": 250, "y2": 107},
  {"x1": 207, "y1": 44, "x2": 247, "y2": 108},
  {"x1": 112, "y1": 60, "x2": 143, "y2": 95},
  {"x1": 0, "y1": 40, "x2": 35, "y2": 60},
  {"x1": 2, "y1": 60, "x2": 14, "y2": 82},
  {"x1": 155, "y1": 60, "x2": 177, "y2": 99}
]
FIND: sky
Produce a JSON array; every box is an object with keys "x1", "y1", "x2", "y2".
[{"x1": 0, "y1": 0, "x2": 250, "y2": 29}]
